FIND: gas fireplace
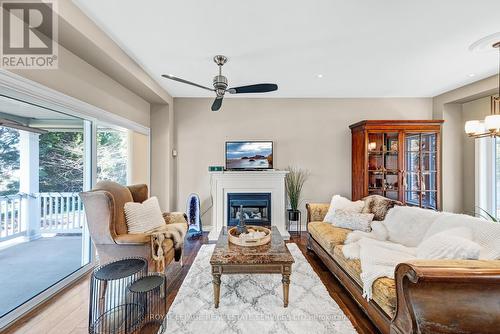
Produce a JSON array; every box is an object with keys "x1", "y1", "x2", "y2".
[{"x1": 227, "y1": 193, "x2": 271, "y2": 226}]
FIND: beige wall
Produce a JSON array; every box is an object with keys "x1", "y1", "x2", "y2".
[
  {"x1": 128, "y1": 131, "x2": 150, "y2": 185},
  {"x1": 433, "y1": 75, "x2": 498, "y2": 213},
  {"x1": 174, "y1": 97, "x2": 432, "y2": 228},
  {"x1": 461, "y1": 96, "x2": 492, "y2": 214},
  {"x1": 441, "y1": 103, "x2": 464, "y2": 213},
  {"x1": 150, "y1": 104, "x2": 176, "y2": 211}
]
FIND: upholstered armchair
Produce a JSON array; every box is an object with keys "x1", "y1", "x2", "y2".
[{"x1": 80, "y1": 181, "x2": 187, "y2": 271}]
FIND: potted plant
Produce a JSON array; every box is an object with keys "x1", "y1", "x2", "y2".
[
  {"x1": 473, "y1": 207, "x2": 498, "y2": 222},
  {"x1": 285, "y1": 166, "x2": 309, "y2": 221}
]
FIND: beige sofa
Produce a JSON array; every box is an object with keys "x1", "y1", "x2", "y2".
[{"x1": 306, "y1": 203, "x2": 500, "y2": 334}]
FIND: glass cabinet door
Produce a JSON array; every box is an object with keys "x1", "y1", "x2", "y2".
[
  {"x1": 404, "y1": 132, "x2": 438, "y2": 209},
  {"x1": 367, "y1": 132, "x2": 401, "y2": 201}
]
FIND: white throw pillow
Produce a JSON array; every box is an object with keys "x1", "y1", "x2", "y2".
[
  {"x1": 124, "y1": 196, "x2": 166, "y2": 234},
  {"x1": 331, "y1": 209, "x2": 374, "y2": 232},
  {"x1": 323, "y1": 195, "x2": 364, "y2": 223},
  {"x1": 417, "y1": 227, "x2": 480, "y2": 260}
]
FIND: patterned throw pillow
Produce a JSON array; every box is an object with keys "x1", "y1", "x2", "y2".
[
  {"x1": 331, "y1": 209, "x2": 374, "y2": 232},
  {"x1": 124, "y1": 196, "x2": 166, "y2": 234}
]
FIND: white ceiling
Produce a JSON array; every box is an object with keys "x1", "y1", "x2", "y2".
[{"x1": 73, "y1": 0, "x2": 500, "y2": 98}]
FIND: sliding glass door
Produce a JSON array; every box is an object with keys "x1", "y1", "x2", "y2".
[
  {"x1": 0, "y1": 96, "x2": 91, "y2": 318},
  {"x1": 496, "y1": 138, "x2": 500, "y2": 218}
]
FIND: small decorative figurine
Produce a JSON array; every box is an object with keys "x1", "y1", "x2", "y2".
[{"x1": 235, "y1": 205, "x2": 248, "y2": 235}]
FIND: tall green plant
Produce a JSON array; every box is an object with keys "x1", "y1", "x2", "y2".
[
  {"x1": 474, "y1": 207, "x2": 498, "y2": 222},
  {"x1": 285, "y1": 166, "x2": 309, "y2": 211}
]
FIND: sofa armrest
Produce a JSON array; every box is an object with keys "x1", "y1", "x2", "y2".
[
  {"x1": 114, "y1": 233, "x2": 149, "y2": 245},
  {"x1": 391, "y1": 260, "x2": 500, "y2": 334},
  {"x1": 305, "y1": 203, "x2": 330, "y2": 223}
]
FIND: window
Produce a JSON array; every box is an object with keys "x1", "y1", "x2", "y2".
[
  {"x1": 496, "y1": 138, "x2": 500, "y2": 218},
  {"x1": 475, "y1": 137, "x2": 496, "y2": 220},
  {"x1": 96, "y1": 125, "x2": 128, "y2": 185}
]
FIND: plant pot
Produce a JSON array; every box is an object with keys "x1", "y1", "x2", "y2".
[{"x1": 287, "y1": 209, "x2": 300, "y2": 221}]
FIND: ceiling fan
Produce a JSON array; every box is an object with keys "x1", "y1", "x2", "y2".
[{"x1": 162, "y1": 55, "x2": 278, "y2": 112}]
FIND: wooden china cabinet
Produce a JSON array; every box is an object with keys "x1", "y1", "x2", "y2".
[{"x1": 350, "y1": 120, "x2": 444, "y2": 210}]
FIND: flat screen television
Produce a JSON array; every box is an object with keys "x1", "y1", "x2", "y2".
[{"x1": 225, "y1": 141, "x2": 273, "y2": 170}]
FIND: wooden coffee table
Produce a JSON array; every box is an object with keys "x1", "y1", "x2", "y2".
[{"x1": 210, "y1": 226, "x2": 294, "y2": 308}]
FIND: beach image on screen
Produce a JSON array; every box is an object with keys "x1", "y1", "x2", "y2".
[{"x1": 226, "y1": 142, "x2": 273, "y2": 169}]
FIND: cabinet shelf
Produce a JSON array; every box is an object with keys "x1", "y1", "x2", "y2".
[{"x1": 368, "y1": 150, "x2": 399, "y2": 155}]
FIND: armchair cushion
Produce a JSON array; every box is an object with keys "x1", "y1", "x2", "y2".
[
  {"x1": 95, "y1": 181, "x2": 134, "y2": 235},
  {"x1": 114, "y1": 233, "x2": 150, "y2": 244}
]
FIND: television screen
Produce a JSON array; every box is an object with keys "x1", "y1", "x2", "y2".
[{"x1": 225, "y1": 141, "x2": 273, "y2": 170}]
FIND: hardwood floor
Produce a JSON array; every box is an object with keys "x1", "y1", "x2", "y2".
[{"x1": 4, "y1": 232, "x2": 378, "y2": 334}]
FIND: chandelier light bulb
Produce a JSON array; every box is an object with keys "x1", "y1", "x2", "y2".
[
  {"x1": 485, "y1": 114, "x2": 500, "y2": 132},
  {"x1": 464, "y1": 120, "x2": 481, "y2": 135}
]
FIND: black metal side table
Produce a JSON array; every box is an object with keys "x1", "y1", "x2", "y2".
[
  {"x1": 286, "y1": 210, "x2": 302, "y2": 236},
  {"x1": 89, "y1": 257, "x2": 148, "y2": 334},
  {"x1": 128, "y1": 273, "x2": 166, "y2": 334}
]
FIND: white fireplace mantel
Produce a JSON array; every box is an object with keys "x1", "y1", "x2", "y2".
[{"x1": 207, "y1": 170, "x2": 289, "y2": 241}]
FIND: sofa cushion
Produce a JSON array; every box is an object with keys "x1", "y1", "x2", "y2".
[
  {"x1": 334, "y1": 245, "x2": 397, "y2": 317},
  {"x1": 308, "y1": 222, "x2": 351, "y2": 253}
]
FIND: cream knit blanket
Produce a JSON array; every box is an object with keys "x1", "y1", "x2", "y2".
[{"x1": 342, "y1": 238, "x2": 416, "y2": 299}]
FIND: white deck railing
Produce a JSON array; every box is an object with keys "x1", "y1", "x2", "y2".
[
  {"x1": 0, "y1": 192, "x2": 85, "y2": 241},
  {"x1": 0, "y1": 195, "x2": 22, "y2": 241}
]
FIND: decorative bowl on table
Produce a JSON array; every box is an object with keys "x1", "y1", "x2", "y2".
[{"x1": 228, "y1": 225, "x2": 271, "y2": 247}]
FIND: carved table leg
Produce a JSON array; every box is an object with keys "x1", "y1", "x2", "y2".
[
  {"x1": 282, "y1": 273, "x2": 290, "y2": 307},
  {"x1": 212, "y1": 273, "x2": 221, "y2": 308}
]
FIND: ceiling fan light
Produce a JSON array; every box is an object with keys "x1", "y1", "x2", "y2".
[
  {"x1": 464, "y1": 120, "x2": 481, "y2": 135},
  {"x1": 485, "y1": 114, "x2": 500, "y2": 131}
]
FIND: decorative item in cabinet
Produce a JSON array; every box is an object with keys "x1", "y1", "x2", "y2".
[{"x1": 350, "y1": 120, "x2": 443, "y2": 210}]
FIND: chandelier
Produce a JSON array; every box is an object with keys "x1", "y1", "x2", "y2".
[{"x1": 465, "y1": 41, "x2": 500, "y2": 138}]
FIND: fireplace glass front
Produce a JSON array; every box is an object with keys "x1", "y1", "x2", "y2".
[{"x1": 227, "y1": 193, "x2": 271, "y2": 226}]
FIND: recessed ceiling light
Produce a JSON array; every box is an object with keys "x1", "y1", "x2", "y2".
[
  {"x1": 317, "y1": 74, "x2": 323, "y2": 78},
  {"x1": 468, "y1": 73, "x2": 476, "y2": 77}
]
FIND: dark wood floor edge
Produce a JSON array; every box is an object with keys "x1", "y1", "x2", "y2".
[
  {"x1": 1, "y1": 270, "x2": 92, "y2": 333},
  {"x1": 308, "y1": 235, "x2": 385, "y2": 333},
  {"x1": 289, "y1": 234, "x2": 380, "y2": 334}
]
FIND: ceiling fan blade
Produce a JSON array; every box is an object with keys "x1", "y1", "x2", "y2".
[
  {"x1": 161, "y1": 74, "x2": 214, "y2": 92},
  {"x1": 227, "y1": 83, "x2": 278, "y2": 94},
  {"x1": 211, "y1": 96, "x2": 223, "y2": 112}
]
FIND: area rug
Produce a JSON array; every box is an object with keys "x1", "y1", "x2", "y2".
[{"x1": 164, "y1": 243, "x2": 357, "y2": 334}]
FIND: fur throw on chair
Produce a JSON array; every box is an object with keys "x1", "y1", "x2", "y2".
[
  {"x1": 361, "y1": 195, "x2": 402, "y2": 221},
  {"x1": 150, "y1": 213, "x2": 188, "y2": 272}
]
